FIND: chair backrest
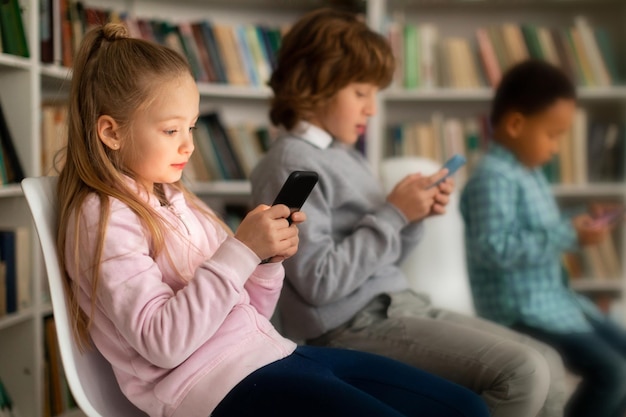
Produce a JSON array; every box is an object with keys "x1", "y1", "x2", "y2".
[
  {"x1": 21, "y1": 177, "x2": 146, "y2": 417},
  {"x1": 379, "y1": 157, "x2": 475, "y2": 316}
]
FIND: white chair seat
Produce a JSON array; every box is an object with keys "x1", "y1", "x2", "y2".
[{"x1": 379, "y1": 157, "x2": 475, "y2": 316}]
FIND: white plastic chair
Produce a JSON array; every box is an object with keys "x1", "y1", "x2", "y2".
[
  {"x1": 379, "y1": 156, "x2": 475, "y2": 316},
  {"x1": 21, "y1": 176, "x2": 146, "y2": 417}
]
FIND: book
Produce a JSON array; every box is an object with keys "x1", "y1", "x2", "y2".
[
  {"x1": 521, "y1": 24, "x2": 543, "y2": 61},
  {"x1": 403, "y1": 24, "x2": 420, "y2": 88},
  {"x1": 574, "y1": 16, "x2": 611, "y2": 87},
  {"x1": 0, "y1": 261, "x2": 5, "y2": 316},
  {"x1": 501, "y1": 23, "x2": 528, "y2": 65},
  {"x1": 0, "y1": 377, "x2": 14, "y2": 417},
  {"x1": 59, "y1": 0, "x2": 74, "y2": 67},
  {"x1": 178, "y1": 22, "x2": 209, "y2": 83},
  {"x1": 0, "y1": 98, "x2": 24, "y2": 184},
  {"x1": 44, "y1": 315, "x2": 64, "y2": 416},
  {"x1": 40, "y1": 0, "x2": 54, "y2": 63},
  {"x1": 190, "y1": 22, "x2": 218, "y2": 83},
  {"x1": 536, "y1": 26, "x2": 560, "y2": 67},
  {"x1": 234, "y1": 24, "x2": 259, "y2": 86},
  {"x1": 386, "y1": 19, "x2": 404, "y2": 88},
  {"x1": 41, "y1": 103, "x2": 69, "y2": 175},
  {"x1": 212, "y1": 24, "x2": 248, "y2": 85},
  {"x1": 0, "y1": 0, "x2": 30, "y2": 57},
  {"x1": 475, "y1": 27, "x2": 501, "y2": 88},
  {"x1": 419, "y1": 23, "x2": 438, "y2": 88},
  {"x1": 594, "y1": 27, "x2": 620, "y2": 84},
  {"x1": 244, "y1": 25, "x2": 271, "y2": 86},
  {"x1": 571, "y1": 107, "x2": 588, "y2": 184},
  {"x1": 202, "y1": 113, "x2": 245, "y2": 179},
  {"x1": 197, "y1": 21, "x2": 228, "y2": 83},
  {"x1": 568, "y1": 27, "x2": 595, "y2": 86},
  {"x1": 0, "y1": 228, "x2": 30, "y2": 313}
]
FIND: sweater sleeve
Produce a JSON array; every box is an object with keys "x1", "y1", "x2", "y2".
[
  {"x1": 66, "y1": 198, "x2": 261, "y2": 369},
  {"x1": 245, "y1": 263, "x2": 285, "y2": 319},
  {"x1": 461, "y1": 173, "x2": 578, "y2": 270},
  {"x1": 253, "y1": 166, "x2": 410, "y2": 307}
]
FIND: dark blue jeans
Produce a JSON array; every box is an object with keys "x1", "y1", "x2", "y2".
[
  {"x1": 212, "y1": 345, "x2": 489, "y2": 417},
  {"x1": 514, "y1": 316, "x2": 626, "y2": 417}
]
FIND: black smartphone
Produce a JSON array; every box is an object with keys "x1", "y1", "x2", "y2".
[
  {"x1": 260, "y1": 171, "x2": 318, "y2": 264},
  {"x1": 272, "y1": 170, "x2": 319, "y2": 224}
]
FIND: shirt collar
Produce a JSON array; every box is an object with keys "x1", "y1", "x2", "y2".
[
  {"x1": 489, "y1": 140, "x2": 519, "y2": 165},
  {"x1": 293, "y1": 121, "x2": 333, "y2": 149}
]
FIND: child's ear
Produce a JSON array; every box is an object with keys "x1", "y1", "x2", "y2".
[
  {"x1": 97, "y1": 115, "x2": 122, "y2": 150},
  {"x1": 504, "y1": 111, "x2": 525, "y2": 140}
]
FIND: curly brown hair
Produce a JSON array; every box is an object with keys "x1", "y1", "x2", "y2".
[{"x1": 269, "y1": 8, "x2": 394, "y2": 130}]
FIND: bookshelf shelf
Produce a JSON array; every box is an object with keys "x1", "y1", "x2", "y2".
[
  {"x1": 383, "y1": 87, "x2": 626, "y2": 102},
  {"x1": 0, "y1": 184, "x2": 24, "y2": 198},
  {"x1": 188, "y1": 180, "x2": 251, "y2": 196},
  {"x1": 197, "y1": 83, "x2": 272, "y2": 99},
  {"x1": 0, "y1": 308, "x2": 35, "y2": 331},
  {"x1": 570, "y1": 279, "x2": 623, "y2": 292},
  {"x1": 384, "y1": 88, "x2": 492, "y2": 101},
  {"x1": 0, "y1": 53, "x2": 32, "y2": 71},
  {"x1": 39, "y1": 65, "x2": 71, "y2": 81},
  {"x1": 552, "y1": 183, "x2": 626, "y2": 197}
]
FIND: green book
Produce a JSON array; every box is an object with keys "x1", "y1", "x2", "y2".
[
  {"x1": 0, "y1": 0, "x2": 30, "y2": 57},
  {"x1": 521, "y1": 24, "x2": 543, "y2": 60},
  {"x1": 594, "y1": 27, "x2": 621, "y2": 84},
  {"x1": 403, "y1": 24, "x2": 420, "y2": 88}
]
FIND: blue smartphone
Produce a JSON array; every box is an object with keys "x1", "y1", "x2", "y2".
[{"x1": 429, "y1": 154, "x2": 466, "y2": 188}]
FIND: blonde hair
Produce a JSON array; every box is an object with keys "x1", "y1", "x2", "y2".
[
  {"x1": 269, "y1": 8, "x2": 394, "y2": 130},
  {"x1": 57, "y1": 23, "x2": 229, "y2": 349}
]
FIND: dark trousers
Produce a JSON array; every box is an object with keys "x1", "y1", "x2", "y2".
[
  {"x1": 212, "y1": 345, "x2": 489, "y2": 417},
  {"x1": 514, "y1": 315, "x2": 626, "y2": 417}
]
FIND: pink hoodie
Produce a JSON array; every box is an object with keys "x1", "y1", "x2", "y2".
[{"x1": 64, "y1": 182, "x2": 296, "y2": 417}]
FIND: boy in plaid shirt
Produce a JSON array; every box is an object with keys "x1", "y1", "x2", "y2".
[{"x1": 461, "y1": 59, "x2": 626, "y2": 417}]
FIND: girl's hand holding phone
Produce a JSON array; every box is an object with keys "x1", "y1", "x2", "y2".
[{"x1": 234, "y1": 204, "x2": 302, "y2": 262}]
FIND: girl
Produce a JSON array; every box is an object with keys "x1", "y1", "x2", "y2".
[
  {"x1": 56, "y1": 23, "x2": 489, "y2": 417},
  {"x1": 251, "y1": 8, "x2": 567, "y2": 417}
]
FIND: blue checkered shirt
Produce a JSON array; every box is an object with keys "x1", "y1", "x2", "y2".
[{"x1": 460, "y1": 143, "x2": 601, "y2": 333}]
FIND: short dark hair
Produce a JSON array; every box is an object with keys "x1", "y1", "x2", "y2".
[
  {"x1": 269, "y1": 8, "x2": 394, "y2": 130},
  {"x1": 490, "y1": 59, "x2": 576, "y2": 127}
]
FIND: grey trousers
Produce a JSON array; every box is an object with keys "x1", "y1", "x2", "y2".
[{"x1": 307, "y1": 290, "x2": 566, "y2": 417}]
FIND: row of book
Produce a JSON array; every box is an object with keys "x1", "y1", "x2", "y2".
[
  {"x1": 0, "y1": 99, "x2": 25, "y2": 185},
  {"x1": 0, "y1": 0, "x2": 29, "y2": 58},
  {"x1": 386, "y1": 108, "x2": 625, "y2": 186},
  {"x1": 43, "y1": 315, "x2": 76, "y2": 417},
  {"x1": 184, "y1": 114, "x2": 274, "y2": 181},
  {"x1": 0, "y1": 227, "x2": 30, "y2": 318},
  {"x1": 0, "y1": 378, "x2": 14, "y2": 417},
  {"x1": 40, "y1": 0, "x2": 285, "y2": 87},
  {"x1": 564, "y1": 234, "x2": 622, "y2": 282},
  {"x1": 42, "y1": 103, "x2": 274, "y2": 181},
  {"x1": 542, "y1": 110, "x2": 624, "y2": 185},
  {"x1": 386, "y1": 16, "x2": 620, "y2": 89}
]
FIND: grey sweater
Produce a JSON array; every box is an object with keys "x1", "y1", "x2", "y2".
[{"x1": 250, "y1": 132, "x2": 424, "y2": 340}]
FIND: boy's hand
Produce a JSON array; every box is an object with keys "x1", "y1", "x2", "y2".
[
  {"x1": 387, "y1": 169, "x2": 447, "y2": 222},
  {"x1": 234, "y1": 204, "x2": 301, "y2": 262},
  {"x1": 430, "y1": 177, "x2": 455, "y2": 216},
  {"x1": 572, "y1": 214, "x2": 609, "y2": 246}
]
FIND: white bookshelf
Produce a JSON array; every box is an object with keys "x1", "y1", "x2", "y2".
[{"x1": 0, "y1": 0, "x2": 624, "y2": 416}]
